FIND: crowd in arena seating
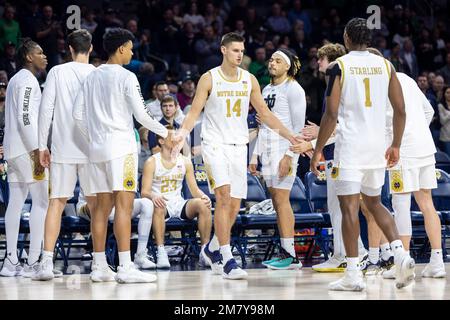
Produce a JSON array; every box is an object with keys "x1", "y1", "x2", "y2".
[{"x1": 0, "y1": 0, "x2": 449, "y2": 194}]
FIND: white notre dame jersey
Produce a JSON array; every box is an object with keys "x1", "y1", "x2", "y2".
[
  {"x1": 4, "y1": 69, "x2": 41, "y2": 160},
  {"x1": 151, "y1": 153, "x2": 186, "y2": 200},
  {"x1": 386, "y1": 72, "x2": 436, "y2": 160},
  {"x1": 334, "y1": 51, "x2": 391, "y2": 169},
  {"x1": 259, "y1": 79, "x2": 306, "y2": 149},
  {"x1": 201, "y1": 66, "x2": 252, "y2": 145}
]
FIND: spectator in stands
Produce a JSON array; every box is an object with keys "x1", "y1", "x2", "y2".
[
  {"x1": 227, "y1": 0, "x2": 248, "y2": 28},
  {"x1": 194, "y1": 25, "x2": 221, "y2": 74},
  {"x1": 234, "y1": 19, "x2": 249, "y2": 43},
  {"x1": 171, "y1": 3, "x2": 184, "y2": 28},
  {"x1": 204, "y1": 2, "x2": 224, "y2": 35},
  {"x1": 389, "y1": 43, "x2": 405, "y2": 74},
  {"x1": 17, "y1": 0, "x2": 40, "y2": 39},
  {"x1": 247, "y1": 26, "x2": 267, "y2": 60},
  {"x1": 80, "y1": 10, "x2": 98, "y2": 35},
  {"x1": 146, "y1": 81, "x2": 169, "y2": 119},
  {"x1": 141, "y1": 127, "x2": 212, "y2": 269},
  {"x1": 266, "y1": 3, "x2": 291, "y2": 35},
  {"x1": 437, "y1": 53, "x2": 450, "y2": 85},
  {"x1": 55, "y1": 38, "x2": 68, "y2": 65},
  {"x1": 292, "y1": 29, "x2": 308, "y2": 62},
  {"x1": 431, "y1": 75, "x2": 445, "y2": 103},
  {"x1": 249, "y1": 47, "x2": 270, "y2": 88},
  {"x1": 158, "y1": 8, "x2": 181, "y2": 76},
  {"x1": 288, "y1": 0, "x2": 311, "y2": 36},
  {"x1": 126, "y1": 19, "x2": 140, "y2": 56},
  {"x1": 179, "y1": 22, "x2": 198, "y2": 75},
  {"x1": 0, "y1": 5, "x2": 21, "y2": 53},
  {"x1": 183, "y1": 2, "x2": 205, "y2": 34},
  {"x1": 439, "y1": 87, "x2": 450, "y2": 156},
  {"x1": 244, "y1": 7, "x2": 262, "y2": 36},
  {"x1": 416, "y1": 28, "x2": 436, "y2": 72},
  {"x1": 148, "y1": 95, "x2": 184, "y2": 154},
  {"x1": 36, "y1": 5, "x2": 64, "y2": 70},
  {"x1": 401, "y1": 38, "x2": 419, "y2": 80},
  {"x1": 0, "y1": 41, "x2": 16, "y2": 79},
  {"x1": 177, "y1": 75, "x2": 196, "y2": 110},
  {"x1": 92, "y1": 8, "x2": 124, "y2": 59},
  {"x1": 0, "y1": 70, "x2": 7, "y2": 84},
  {"x1": 374, "y1": 36, "x2": 391, "y2": 58}
]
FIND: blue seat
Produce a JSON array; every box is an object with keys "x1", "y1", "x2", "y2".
[
  {"x1": 290, "y1": 176, "x2": 312, "y2": 214},
  {"x1": 305, "y1": 171, "x2": 328, "y2": 213},
  {"x1": 246, "y1": 173, "x2": 266, "y2": 202},
  {"x1": 182, "y1": 166, "x2": 215, "y2": 202},
  {"x1": 435, "y1": 151, "x2": 450, "y2": 173}
]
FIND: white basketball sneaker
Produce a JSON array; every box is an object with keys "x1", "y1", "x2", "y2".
[
  {"x1": 199, "y1": 246, "x2": 212, "y2": 268},
  {"x1": 328, "y1": 270, "x2": 366, "y2": 291},
  {"x1": 312, "y1": 255, "x2": 346, "y2": 272},
  {"x1": 115, "y1": 263, "x2": 157, "y2": 283},
  {"x1": 90, "y1": 264, "x2": 116, "y2": 282},
  {"x1": 156, "y1": 249, "x2": 170, "y2": 269},
  {"x1": 382, "y1": 265, "x2": 396, "y2": 279},
  {"x1": 0, "y1": 257, "x2": 23, "y2": 277},
  {"x1": 32, "y1": 258, "x2": 54, "y2": 281},
  {"x1": 22, "y1": 260, "x2": 41, "y2": 278},
  {"x1": 395, "y1": 254, "x2": 415, "y2": 289},
  {"x1": 134, "y1": 249, "x2": 156, "y2": 270},
  {"x1": 222, "y1": 258, "x2": 248, "y2": 280},
  {"x1": 421, "y1": 262, "x2": 447, "y2": 278}
]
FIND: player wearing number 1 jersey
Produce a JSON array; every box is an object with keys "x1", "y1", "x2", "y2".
[
  {"x1": 173, "y1": 32, "x2": 300, "y2": 280},
  {"x1": 310, "y1": 18, "x2": 414, "y2": 291}
]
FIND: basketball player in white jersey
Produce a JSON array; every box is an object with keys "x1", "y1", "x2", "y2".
[
  {"x1": 309, "y1": 18, "x2": 414, "y2": 291},
  {"x1": 291, "y1": 43, "x2": 369, "y2": 272},
  {"x1": 362, "y1": 48, "x2": 446, "y2": 279},
  {"x1": 73, "y1": 28, "x2": 168, "y2": 283},
  {"x1": 173, "y1": 33, "x2": 300, "y2": 280},
  {"x1": 0, "y1": 39, "x2": 49, "y2": 277},
  {"x1": 141, "y1": 126, "x2": 212, "y2": 269},
  {"x1": 75, "y1": 189, "x2": 156, "y2": 270},
  {"x1": 31, "y1": 30, "x2": 97, "y2": 281},
  {"x1": 248, "y1": 48, "x2": 306, "y2": 270}
]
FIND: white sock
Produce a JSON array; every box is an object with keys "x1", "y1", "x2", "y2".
[
  {"x1": 430, "y1": 249, "x2": 443, "y2": 264},
  {"x1": 346, "y1": 257, "x2": 359, "y2": 271},
  {"x1": 5, "y1": 183, "x2": 29, "y2": 264},
  {"x1": 119, "y1": 251, "x2": 132, "y2": 267},
  {"x1": 220, "y1": 245, "x2": 233, "y2": 264},
  {"x1": 368, "y1": 247, "x2": 379, "y2": 264},
  {"x1": 41, "y1": 251, "x2": 53, "y2": 265},
  {"x1": 280, "y1": 238, "x2": 296, "y2": 257},
  {"x1": 380, "y1": 242, "x2": 393, "y2": 261},
  {"x1": 136, "y1": 198, "x2": 153, "y2": 254},
  {"x1": 157, "y1": 245, "x2": 166, "y2": 253},
  {"x1": 209, "y1": 234, "x2": 220, "y2": 251},
  {"x1": 28, "y1": 181, "x2": 49, "y2": 265},
  {"x1": 390, "y1": 240, "x2": 406, "y2": 264},
  {"x1": 201, "y1": 244, "x2": 207, "y2": 251},
  {"x1": 93, "y1": 252, "x2": 108, "y2": 268}
]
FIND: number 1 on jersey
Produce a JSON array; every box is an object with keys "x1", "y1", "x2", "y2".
[
  {"x1": 363, "y1": 78, "x2": 372, "y2": 107},
  {"x1": 226, "y1": 99, "x2": 241, "y2": 117}
]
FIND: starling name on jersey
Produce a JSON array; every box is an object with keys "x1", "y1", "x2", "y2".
[
  {"x1": 349, "y1": 67, "x2": 383, "y2": 75},
  {"x1": 217, "y1": 90, "x2": 248, "y2": 97},
  {"x1": 22, "y1": 87, "x2": 32, "y2": 125}
]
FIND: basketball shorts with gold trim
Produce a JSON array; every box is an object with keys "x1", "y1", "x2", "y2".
[{"x1": 89, "y1": 153, "x2": 138, "y2": 193}]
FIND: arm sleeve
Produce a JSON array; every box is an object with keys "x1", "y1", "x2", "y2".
[
  {"x1": 72, "y1": 86, "x2": 89, "y2": 140},
  {"x1": 285, "y1": 83, "x2": 307, "y2": 157},
  {"x1": 17, "y1": 82, "x2": 39, "y2": 151},
  {"x1": 126, "y1": 74, "x2": 168, "y2": 138},
  {"x1": 421, "y1": 92, "x2": 434, "y2": 125},
  {"x1": 38, "y1": 69, "x2": 56, "y2": 150}
]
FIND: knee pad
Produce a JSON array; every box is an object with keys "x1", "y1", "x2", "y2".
[{"x1": 392, "y1": 193, "x2": 412, "y2": 236}]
